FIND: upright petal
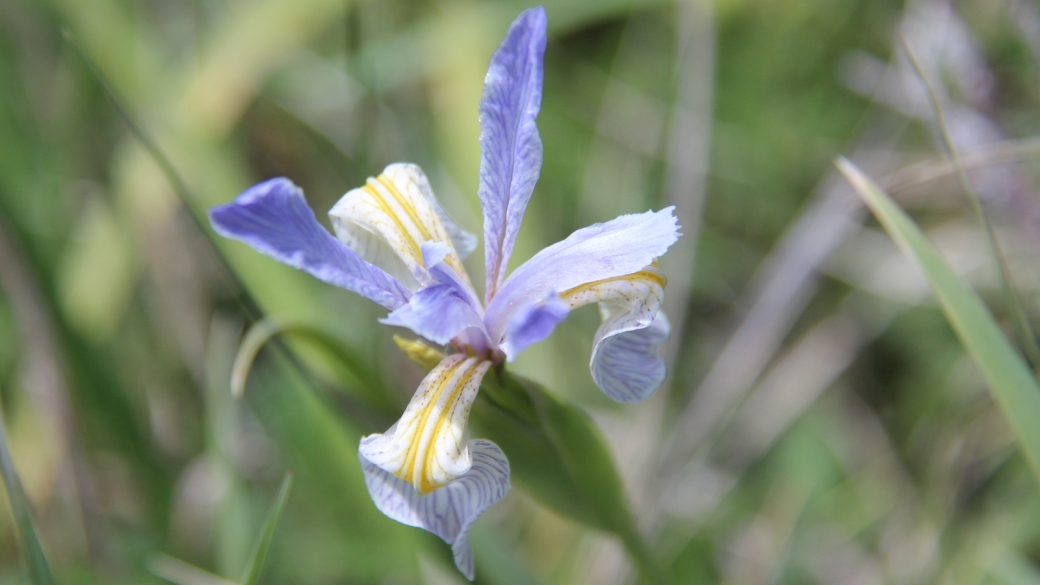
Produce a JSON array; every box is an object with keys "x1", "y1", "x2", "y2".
[
  {"x1": 360, "y1": 439, "x2": 510, "y2": 580},
  {"x1": 485, "y1": 208, "x2": 679, "y2": 342},
  {"x1": 359, "y1": 355, "x2": 492, "y2": 494},
  {"x1": 381, "y1": 243, "x2": 488, "y2": 346},
  {"x1": 380, "y1": 284, "x2": 485, "y2": 346},
  {"x1": 479, "y1": 6, "x2": 547, "y2": 303},
  {"x1": 210, "y1": 178, "x2": 411, "y2": 310},
  {"x1": 330, "y1": 163, "x2": 476, "y2": 290},
  {"x1": 423, "y1": 242, "x2": 483, "y2": 311}
]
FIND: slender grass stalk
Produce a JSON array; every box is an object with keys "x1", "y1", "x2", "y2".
[
  {"x1": 232, "y1": 317, "x2": 394, "y2": 413},
  {"x1": 147, "y1": 472, "x2": 293, "y2": 585},
  {"x1": 149, "y1": 554, "x2": 239, "y2": 585},
  {"x1": 0, "y1": 397, "x2": 55, "y2": 585},
  {"x1": 61, "y1": 30, "x2": 266, "y2": 322},
  {"x1": 837, "y1": 157, "x2": 1040, "y2": 485},
  {"x1": 883, "y1": 137, "x2": 1040, "y2": 194},
  {"x1": 63, "y1": 32, "x2": 383, "y2": 416},
  {"x1": 900, "y1": 37, "x2": 1040, "y2": 370},
  {"x1": 239, "y1": 472, "x2": 294, "y2": 585}
]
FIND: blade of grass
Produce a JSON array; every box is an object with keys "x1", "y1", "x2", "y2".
[
  {"x1": 232, "y1": 317, "x2": 394, "y2": 413},
  {"x1": 836, "y1": 157, "x2": 1040, "y2": 483},
  {"x1": 149, "y1": 554, "x2": 240, "y2": 585},
  {"x1": 900, "y1": 38, "x2": 1040, "y2": 369},
  {"x1": 0, "y1": 396, "x2": 55, "y2": 585},
  {"x1": 239, "y1": 472, "x2": 294, "y2": 585}
]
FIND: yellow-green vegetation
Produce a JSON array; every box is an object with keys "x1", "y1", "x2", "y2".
[{"x1": 3, "y1": 0, "x2": 1040, "y2": 583}]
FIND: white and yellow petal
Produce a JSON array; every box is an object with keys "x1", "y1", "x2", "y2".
[
  {"x1": 562, "y1": 265, "x2": 669, "y2": 402},
  {"x1": 360, "y1": 439, "x2": 510, "y2": 580},
  {"x1": 329, "y1": 163, "x2": 476, "y2": 289},
  {"x1": 559, "y1": 264, "x2": 666, "y2": 317},
  {"x1": 359, "y1": 354, "x2": 492, "y2": 494}
]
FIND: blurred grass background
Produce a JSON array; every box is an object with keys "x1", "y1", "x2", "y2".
[{"x1": 3, "y1": 0, "x2": 1040, "y2": 583}]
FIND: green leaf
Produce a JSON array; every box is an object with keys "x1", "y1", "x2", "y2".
[
  {"x1": 239, "y1": 472, "x2": 294, "y2": 585},
  {"x1": 244, "y1": 355, "x2": 422, "y2": 580},
  {"x1": 836, "y1": 157, "x2": 1040, "y2": 484},
  {"x1": 474, "y1": 369, "x2": 665, "y2": 585},
  {"x1": 0, "y1": 400, "x2": 54, "y2": 585}
]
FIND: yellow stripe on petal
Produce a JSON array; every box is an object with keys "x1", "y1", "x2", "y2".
[
  {"x1": 330, "y1": 164, "x2": 474, "y2": 288},
  {"x1": 359, "y1": 354, "x2": 492, "y2": 495},
  {"x1": 560, "y1": 265, "x2": 666, "y2": 313}
]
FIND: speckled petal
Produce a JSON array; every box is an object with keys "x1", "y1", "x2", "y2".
[
  {"x1": 484, "y1": 208, "x2": 679, "y2": 343},
  {"x1": 561, "y1": 265, "x2": 669, "y2": 401},
  {"x1": 359, "y1": 355, "x2": 492, "y2": 494}
]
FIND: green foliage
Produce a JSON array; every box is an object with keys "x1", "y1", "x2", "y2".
[
  {"x1": 477, "y1": 369, "x2": 663, "y2": 581},
  {"x1": 0, "y1": 402, "x2": 53, "y2": 585},
  {"x1": 3, "y1": 0, "x2": 1040, "y2": 583}
]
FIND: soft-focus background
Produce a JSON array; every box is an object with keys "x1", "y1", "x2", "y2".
[{"x1": 3, "y1": 0, "x2": 1040, "y2": 583}]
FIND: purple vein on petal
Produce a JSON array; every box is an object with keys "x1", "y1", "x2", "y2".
[
  {"x1": 478, "y1": 6, "x2": 547, "y2": 304},
  {"x1": 210, "y1": 177, "x2": 412, "y2": 310}
]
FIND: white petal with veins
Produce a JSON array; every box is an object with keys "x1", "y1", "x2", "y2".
[
  {"x1": 330, "y1": 163, "x2": 476, "y2": 290},
  {"x1": 360, "y1": 355, "x2": 492, "y2": 494}
]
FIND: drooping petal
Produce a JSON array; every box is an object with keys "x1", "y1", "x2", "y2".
[
  {"x1": 563, "y1": 265, "x2": 668, "y2": 402},
  {"x1": 210, "y1": 178, "x2": 411, "y2": 310},
  {"x1": 360, "y1": 439, "x2": 510, "y2": 581},
  {"x1": 559, "y1": 264, "x2": 666, "y2": 315},
  {"x1": 330, "y1": 163, "x2": 476, "y2": 290},
  {"x1": 591, "y1": 309, "x2": 670, "y2": 403},
  {"x1": 500, "y1": 266, "x2": 670, "y2": 399},
  {"x1": 500, "y1": 292, "x2": 569, "y2": 359},
  {"x1": 479, "y1": 6, "x2": 547, "y2": 303},
  {"x1": 359, "y1": 355, "x2": 492, "y2": 494},
  {"x1": 484, "y1": 208, "x2": 679, "y2": 342}
]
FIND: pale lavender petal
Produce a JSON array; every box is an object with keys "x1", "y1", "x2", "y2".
[
  {"x1": 591, "y1": 310, "x2": 671, "y2": 403},
  {"x1": 479, "y1": 7, "x2": 547, "y2": 303},
  {"x1": 484, "y1": 208, "x2": 679, "y2": 342},
  {"x1": 211, "y1": 178, "x2": 411, "y2": 310},
  {"x1": 500, "y1": 292, "x2": 569, "y2": 359},
  {"x1": 379, "y1": 243, "x2": 488, "y2": 345},
  {"x1": 360, "y1": 439, "x2": 511, "y2": 581},
  {"x1": 380, "y1": 285, "x2": 484, "y2": 345},
  {"x1": 423, "y1": 242, "x2": 482, "y2": 310}
]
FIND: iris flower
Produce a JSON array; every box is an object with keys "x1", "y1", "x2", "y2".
[{"x1": 210, "y1": 6, "x2": 678, "y2": 580}]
